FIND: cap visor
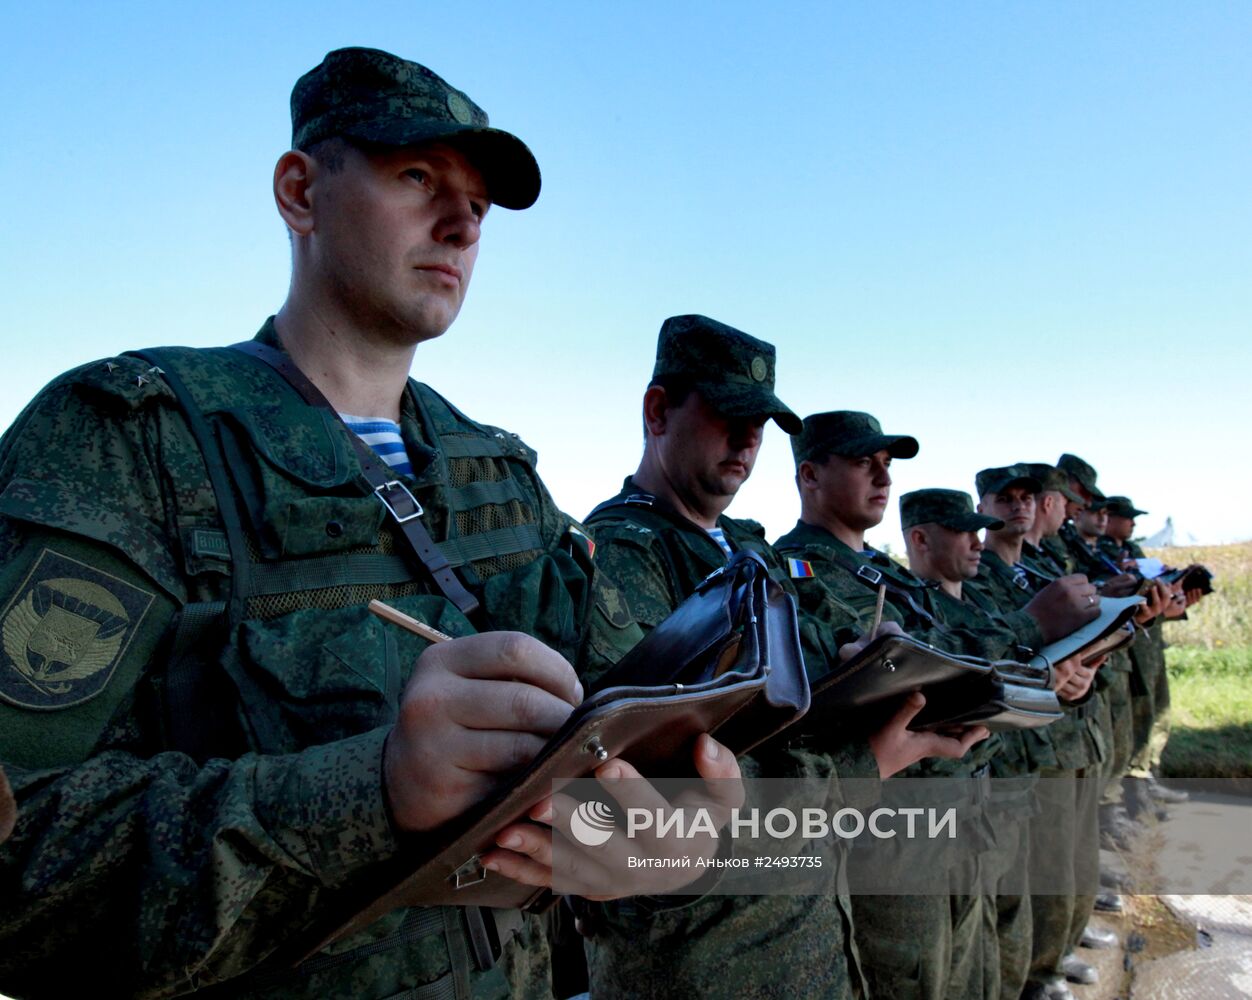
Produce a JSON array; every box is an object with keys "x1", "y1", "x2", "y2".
[
  {"x1": 701, "y1": 386, "x2": 803, "y2": 434},
  {"x1": 1004, "y1": 476, "x2": 1042, "y2": 494},
  {"x1": 342, "y1": 120, "x2": 541, "y2": 209},
  {"x1": 836, "y1": 433, "x2": 920, "y2": 459},
  {"x1": 946, "y1": 513, "x2": 1004, "y2": 532}
]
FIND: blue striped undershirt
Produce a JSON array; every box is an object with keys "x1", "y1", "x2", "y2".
[
  {"x1": 340, "y1": 414, "x2": 413, "y2": 476},
  {"x1": 707, "y1": 526, "x2": 734, "y2": 557}
]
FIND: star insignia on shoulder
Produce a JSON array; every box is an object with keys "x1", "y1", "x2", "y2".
[
  {"x1": 147, "y1": 366, "x2": 164, "y2": 375},
  {"x1": 104, "y1": 361, "x2": 118, "y2": 373},
  {"x1": 134, "y1": 375, "x2": 149, "y2": 388}
]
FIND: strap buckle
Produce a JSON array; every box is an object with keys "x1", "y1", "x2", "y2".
[
  {"x1": 856, "y1": 564, "x2": 883, "y2": 586},
  {"x1": 375, "y1": 480, "x2": 424, "y2": 523}
]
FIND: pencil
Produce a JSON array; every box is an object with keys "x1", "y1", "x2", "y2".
[
  {"x1": 870, "y1": 583, "x2": 886, "y2": 638},
  {"x1": 368, "y1": 599, "x2": 454, "y2": 644}
]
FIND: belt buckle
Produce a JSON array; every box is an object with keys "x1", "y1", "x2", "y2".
[
  {"x1": 856, "y1": 564, "x2": 883, "y2": 586},
  {"x1": 375, "y1": 480, "x2": 424, "y2": 523}
]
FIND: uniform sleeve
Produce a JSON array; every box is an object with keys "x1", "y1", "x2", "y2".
[
  {"x1": 581, "y1": 520, "x2": 679, "y2": 633},
  {"x1": 0, "y1": 367, "x2": 403, "y2": 997}
]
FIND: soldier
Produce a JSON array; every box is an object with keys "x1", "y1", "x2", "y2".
[
  {"x1": 901, "y1": 487, "x2": 1102, "y2": 1000},
  {"x1": 774, "y1": 420, "x2": 1095, "y2": 1000},
  {"x1": 0, "y1": 48, "x2": 741, "y2": 999},
  {"x1": 971, "y1": 464, "x2": 1140, "y2": 999},
  {"x1": 580, "y1": 317, "x2": 977, "y2": 999},
  {"x1": 1055, "y1": 456, "x2": 1173, "y2": 861},
  {"x1": 1100, "y1": 497, "x2": 1189, "y2": 816},
  {"x1": 1019, "y1": 464, "x2": 1081, "y2": 583}
]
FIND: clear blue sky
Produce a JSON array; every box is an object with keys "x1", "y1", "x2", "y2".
[{"x1": 3, "y1": 2, "x2": 1249, "y2": 546}]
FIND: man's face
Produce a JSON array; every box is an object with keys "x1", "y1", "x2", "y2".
[
  {"x1": 1037, "y1": 490, "x2": 1069, "y2": 537},
  {"x1": 1065, "y1": 479, "x2": 1091, "y2": 521},
  {"x1": 1074, "y1": 505, "x2": 1110, "y2": 539},
  {"x1": 1106, "y1": 513, "x2": 1135, "y2": 542},
  {"x1": 980, "y1": 487, "x2": 1036, "y2": 539},
  {"x1": 309, "y1": 141, "x2": 488, "y2": 344},
  {"x1": 805, "y1": 450, "x2": 894, "y2": 533},
  {"x1": 655, "y1": 391, "x2": 765, "y2": 510},
  {"x1": 921, "y1": 524, "x2": 984, "y2": 583}
]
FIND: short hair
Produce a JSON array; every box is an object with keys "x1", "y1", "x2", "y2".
[
  {"x1": 301, "y1": 135, "x2": 350, "y2": 172},
  {"x1": 646, "y1": 374, "x2": 695, "y2": 408}
]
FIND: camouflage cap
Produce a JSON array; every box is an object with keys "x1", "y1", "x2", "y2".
[
  {"x1": 1057, "y1": 453, "x2": 1105, "y2": 501},
  {"x1": 975, "y1": 464, "x2": 1042, "y2": 498},
  {"x1": 1103, "y1": 495, "x2": 1147, "y2": 519},
  {"x1": 900, "y1": 489, "x2": 1004, "y2": 532},
  {"x1": 652, "y1": 315, "x2": 801, "y2": 433},
  {"x1": 790, "y1": 411, "x2": 920, "y2": 464},
  {"x1": 1023, "y1": 462, "x2": 1082, "y2": 503},
  {"x1": 291, "y1": 47, "x2": 540, "y2": 209}
]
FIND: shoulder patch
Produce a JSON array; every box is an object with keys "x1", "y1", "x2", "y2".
[
  {"x1": 594, "y1": 579, "x2": 635, "y2": 629},
  {"x1": 787, "y1": 558, "x2": 815, "y2": 579},
  {"x1": 0, "y1": 549, "x2": 155, "y2": 711}
]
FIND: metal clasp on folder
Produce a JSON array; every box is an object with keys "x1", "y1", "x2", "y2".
[
  {"x1": 375, "y1": 480, "x2": 424, "y2": 523},
  {"x1": 453, "y1": 856, "x2": 488, "y2": 889}
]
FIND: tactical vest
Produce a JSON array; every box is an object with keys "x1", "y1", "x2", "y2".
[{"x1": 107, "y1": 339, "x2": 583, "y2": 1000}]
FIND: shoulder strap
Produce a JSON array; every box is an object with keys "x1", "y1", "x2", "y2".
[
  {"x1": 817, "y1": 545, "x2": 940, "y2": 628},
  {"x1": 230, "y1": 341, "x2": 480, "y2": 619},
  {"x1": 128, "y1": 348, "x2": 249, "y2": 761}
]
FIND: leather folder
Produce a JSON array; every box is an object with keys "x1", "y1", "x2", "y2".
[
  {"x1": 304, "y1": 550, "x2": 809, "y2": 953},
  {"x1": 806, "y1": 633, "x2": 1063, "y2": 733}
]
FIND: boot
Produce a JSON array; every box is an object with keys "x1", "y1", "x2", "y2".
[{"x1": 1062, "y1": 952, "x2": 1099, "y2": 984}]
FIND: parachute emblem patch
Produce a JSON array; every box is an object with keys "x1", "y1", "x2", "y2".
[{"x1": 0, "y1": 549, "x2": 155, "y2": 710}]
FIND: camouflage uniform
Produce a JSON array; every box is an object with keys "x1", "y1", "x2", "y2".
[
  {"x1": 0, "y1": 49, "x2": 625, "y2": 1000},
  {"x1": 968, "y1": 469, "x2": 1103, "y2": 997},
  {"x1": 0, "y1": 323, "x2": 645, "y2": 999},
  {"x1": 776, "y1": 430, "x2": 1020, "y2": 1000},
  {"x1": 1100, "y1": 526, "x2": 1171, "y2": 781},
  {"x1": 580, "y1": 319, "x2": 872, "y2": 1000}
]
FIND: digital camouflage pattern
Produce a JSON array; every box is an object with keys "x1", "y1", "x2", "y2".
[
  {"x1": 1102, "y1": 536, "x2": 1172, "y2": 777},
  {"x1": 790, "y1": 410, "x2": 919, "y2": 464},
  {"x1": 1056, "y1": 453, "x2": 1105, "y2": 501},
  {"x1": 965, "y1": 538, "x2": 1105, "y2": 993},
  {"x1": 292, "y1": 47, "x2": 540, "y2": 210},
  {"x1": 773, "y1": 519, "x2": 1031, "y2": 1000},
  {"x1": 1102, "y1": 495, "x2": 1147, "y2": 519},
  {"x1": 650, "y1": 315, "x2": 801, "y2": 432},
  {"x1": 1022, "y1": 463, "x2": 1081, "y2": 503},
  {"x1": 899, "y1": 488, "x2": 1003, "y2": 532},
  {"x1": 973, "y1": 465, "x2": 1041, "y2": 500},
  {"x1": 582, "y1": 480, "x2": 870, "y2": 999},
  {"x1": 776, "y1": 521, "x2": 1045, "y2": 664},
  {"x1": 0, "y1": 322, "x2": 644, "y2": 999}
]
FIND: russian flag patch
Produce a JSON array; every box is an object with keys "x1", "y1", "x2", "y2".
[{"x1": 788, "y1": 558, "x2": 814, "y2": 579}]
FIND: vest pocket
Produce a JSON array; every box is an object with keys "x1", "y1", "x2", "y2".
[{"x1": 221, "y1": 596, "x2": 474, "y2": 753}]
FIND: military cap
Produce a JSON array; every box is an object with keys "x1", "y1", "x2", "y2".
[
  {"x1": 292, "y1": 47, "x2": 541, "y2": 210},
  {"x1": 1057, "y1": 453, "x2": 1105, "y2": 502},
  {"x1": 900, "y1": 489, "x2": 1004, "y2": 532},
  {"x1": 1103, "y1": 496, "x2": 1147, "y2": 519},
  {"x1": 652, "y1": 315, "x2": 801, "y2": 433},
  {"x1": 791, "y1": 411, "x2": 919, "y2": 464},
  {"x1": 1023, "y1": 462, "x2": 1082, "y2": 503},
  {"x1": 975, "y1": 464, "x2": 1042, "y2": 498}
]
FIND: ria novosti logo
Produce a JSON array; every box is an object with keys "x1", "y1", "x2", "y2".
[{"x1": 569, "y1": 800, "x2": 617, "y2": 846}]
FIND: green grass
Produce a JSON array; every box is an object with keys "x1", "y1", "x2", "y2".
[
  {"x1": 1149, "y1": 542, "x2": 1252, "y2": 780},
  {"x1": 1160, "y1": 647, "x2": 1252, "y2": 780}
]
